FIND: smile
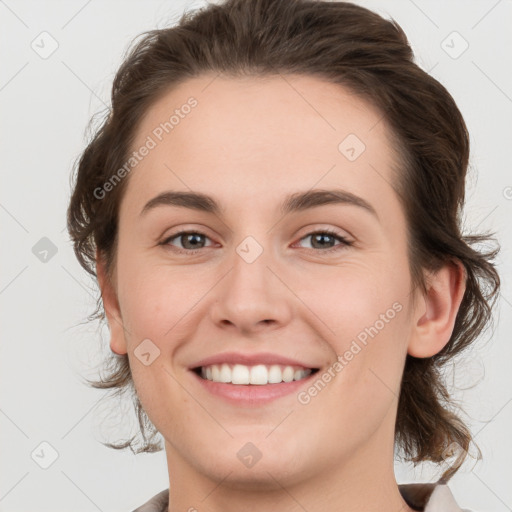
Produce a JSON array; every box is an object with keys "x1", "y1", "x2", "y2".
[{"x1": 194, "y1": 363, "x2": 318, "y2": 385}]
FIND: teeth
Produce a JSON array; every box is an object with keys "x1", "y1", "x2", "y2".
[
  {"x1": 268, "y1": 364, "x2": 282, "y2": 383},
  {"x1": 199, "y1": 363, "x2": 313, "y2": 385},
  {"x1": 232, "y1": 364, "x2": 250, "y2": 384},
  {"x1": 250, "y1": 364, "x2": 267, "y2": 385},
  {"x1": 219, "y1": 363, "x2": 231, "y2": 383}
]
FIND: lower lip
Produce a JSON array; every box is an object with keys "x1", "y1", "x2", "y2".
[{"x1": 189, "y1": 369, "x2": 317, "y2": 406}]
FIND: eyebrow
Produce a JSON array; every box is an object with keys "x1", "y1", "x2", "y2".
[{"x1": 140, "y1": 188, "x2": 378, "y2": 220}]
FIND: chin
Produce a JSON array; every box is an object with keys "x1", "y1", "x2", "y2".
[
  {"x1": 196, "y1": 444, "x2": 314, "y2": 490},
  {"x1": 208, "y1": 464, "x2": 304, "y2": 492}
]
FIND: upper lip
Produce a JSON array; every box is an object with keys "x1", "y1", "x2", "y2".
[{"x1": 189, "y1": 352, "x2": 319, "y2": 370}]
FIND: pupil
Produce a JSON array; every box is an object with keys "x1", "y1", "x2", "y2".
[
  {"x1": 184, "y1": 233, "x2": 203, "y2": 249},
  {"x1": 313, "y1": 233, "x2": 333, "y2": 248},
  {"x1": 180, "y1": 233, "x2": 335, "y2": 250}
]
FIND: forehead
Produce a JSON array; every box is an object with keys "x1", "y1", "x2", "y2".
[{"x1": 124, "y1": 73, "x2": 401, "y2": 217}]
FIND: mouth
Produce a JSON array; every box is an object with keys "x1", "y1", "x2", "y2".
[{"x1": 192, "y1": 363, "x2": 320, "y2": 385}]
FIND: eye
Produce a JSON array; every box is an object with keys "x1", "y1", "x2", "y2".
[
  {"x1": 295, "y1": 229, "x2": 353, "y2": 253},
  {"x1": 159, "y1": 228, "x2": 353, "y2": 255},
  {"x1": 160, "y1": 231, "x2": 214, "y2": 254}
]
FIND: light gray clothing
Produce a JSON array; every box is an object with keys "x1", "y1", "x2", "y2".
[{"x1": 132, "y1": 481, "x2": 472, "y2": 511}]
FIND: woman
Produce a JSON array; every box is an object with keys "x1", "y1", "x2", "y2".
[{"x1": 67, "y1": 0, "x2": 500, "y2": 510}]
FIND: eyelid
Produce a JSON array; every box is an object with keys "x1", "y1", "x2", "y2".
[
  {"x1": 158, "y1": 223, "x2": 217, "y2": 243},
  {"x1": 292, "y1": 227, "x2": 353, "y2": 252},
  {"x1": 160, "y1": 225, "x2": 354, "y2": 255},
  {"x1": 160, "y1": 229, "x2": 216, "y2": 252},
  {"x1": 294, "y1": 224, "x2": 353, "y2": 242}
]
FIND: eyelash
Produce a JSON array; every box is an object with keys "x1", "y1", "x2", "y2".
[{"x1": 159, "y1": 228, "x2": 353, "y2": 255}]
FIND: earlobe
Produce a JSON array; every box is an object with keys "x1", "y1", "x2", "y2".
[
  {"x1": 96, "y1": 249, "x2": 128, "y2": 355},
  {"x1": 407, "y1": 259, "x2": 466, "y2": 358}
]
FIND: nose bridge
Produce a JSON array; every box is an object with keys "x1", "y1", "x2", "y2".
[{"x1": 210, "y1": 233, "x2": 292, "y2": 332}]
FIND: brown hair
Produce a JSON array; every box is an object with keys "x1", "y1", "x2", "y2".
[{"x1": 67, "y1": 0, "x2": 500, "y2": 482}]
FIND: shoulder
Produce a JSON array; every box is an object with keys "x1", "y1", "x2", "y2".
[
  {"x1": 134, "y1": 483, "x2": 474, "y2": 512},
  {"x1": 131, "y1": 488, "x2": 169, "y2": 512},
  {"x1": 399, "y1": 481, "x2": 474, "y2": 512}
]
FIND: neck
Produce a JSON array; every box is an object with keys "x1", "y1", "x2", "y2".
[{"x1": 164, "y1": 405, "x2": 415, "y2": 512}]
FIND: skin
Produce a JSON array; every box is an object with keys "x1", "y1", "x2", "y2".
[{"x1": 97, "y1": 74, "x2": 466, "y2": 512}]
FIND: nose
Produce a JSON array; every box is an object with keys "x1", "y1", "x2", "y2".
[{"x1": 209, "y1": 245, "x2": 293, "y2": 335}]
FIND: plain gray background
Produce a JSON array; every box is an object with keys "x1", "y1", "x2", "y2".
[{"x1": 1, "y1": 0, "x2": 511, "y2": 510}]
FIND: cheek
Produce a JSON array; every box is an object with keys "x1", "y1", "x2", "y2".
[
  {"x1": 306, "y1": 261, "x2": 410, "y2": 393},
  {"x1": 302, "y1": 259, "x2": 408, "y2": 337},
  {"x1": 116, "y1": 253, "x2": 196, "y2": 341}
]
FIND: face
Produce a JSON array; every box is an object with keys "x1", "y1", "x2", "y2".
[{"x1": 106, "y1": 74, "x2": 419, "y2": 488}]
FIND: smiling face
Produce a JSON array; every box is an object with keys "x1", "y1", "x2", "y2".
[{"x1": 100, "y1": 73, "x2": 422, "y2": 492}]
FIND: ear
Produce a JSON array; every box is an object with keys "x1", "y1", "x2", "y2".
[
  {"x1": 96, "y1": 249, "x2": 128, "y2": 355},
  {"x1": 407, "y1": 259, "x2": 466, "y2": 358}
]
